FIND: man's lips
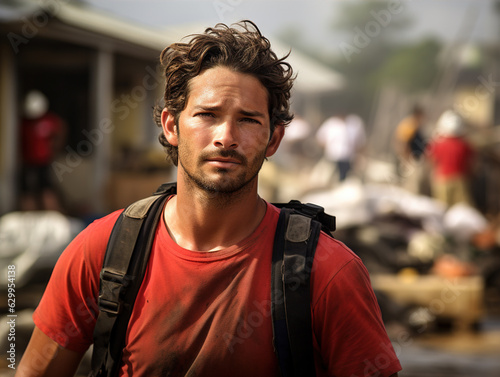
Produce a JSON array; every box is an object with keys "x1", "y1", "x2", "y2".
[
  {"x1": 201, "y1": 150, "x2": 246, "y2": 167},
  {"x1": 205, "y1": 157, "x2": 242, "y2": 169},
  {"x1": 207, "y1": 157, "x2": 241, "y2": 164}
]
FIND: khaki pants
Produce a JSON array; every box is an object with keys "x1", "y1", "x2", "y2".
[{"x1": 431, "y1": 176, "x2": 472, "y2": 207}]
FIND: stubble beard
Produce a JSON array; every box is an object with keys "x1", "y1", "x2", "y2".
[{"x1": 178, "y1": 146, "x2": 268, "y2": 207}]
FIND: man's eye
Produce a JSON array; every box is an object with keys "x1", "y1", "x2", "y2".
[
  {"x1": 241, "y1": 118, "x2": 261, "y2": 124},
  {"x1": 196, "y1": 113, "x2": 214, "y2": 118}
]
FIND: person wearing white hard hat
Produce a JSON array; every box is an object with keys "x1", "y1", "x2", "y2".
[
  {"x1": 19, "y1": 90, "x2": 66, "y2": 211},
  {"x1": 426, "y1": 110, "x2": 475, "y2": 207}
]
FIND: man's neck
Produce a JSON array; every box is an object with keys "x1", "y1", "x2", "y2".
[{"x1": 163, "y1": 178, "x2": 266, "y2": 252}]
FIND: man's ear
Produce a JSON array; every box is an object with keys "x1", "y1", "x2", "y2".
[
  {"x1": 265, "y1": 124, "x2": 285, "y2": 158},
  {"x1": 161, "y1": 108, "x2": 178, "y2": 146}
]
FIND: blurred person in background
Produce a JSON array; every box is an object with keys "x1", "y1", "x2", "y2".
[
  {"x1": 19, "y1": 90, "x2": 66, "y2": 212},
  {"x1": 393, "y1": 104, "x2": 427, "y2": 192},
  {"x1": 316, "y1": 112, "x2": 366, "y2": 182},
  {"x1": 426, "y1": 110, "x2": 475, "y2": 207}
]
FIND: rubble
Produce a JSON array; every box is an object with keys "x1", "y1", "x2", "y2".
[{"x1": 301, "y1": 178, "x2": 500, "y2": 333}]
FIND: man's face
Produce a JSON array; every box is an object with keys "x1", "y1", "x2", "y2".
[{"x1": 163, "y1": 66, "x2": 283, "y2": 194}]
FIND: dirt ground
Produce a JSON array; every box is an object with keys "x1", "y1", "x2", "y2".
[{"x1": 396, "y1": 316, "x2": 500, "y2": 377}]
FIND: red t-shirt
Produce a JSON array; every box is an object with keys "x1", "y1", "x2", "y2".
[
  {"x1": 33, "y1": 201, "x2": 401, "y2": 377},
  {"x1": 427, "y1": 136, "x2": 474, "y2": 179},
  {"x1": 21, "y1": 112, "x2": 64, "y2": 166}
]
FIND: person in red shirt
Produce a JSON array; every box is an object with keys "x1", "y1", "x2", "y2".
[
  {"x1": 19, "y1": 90, "x2": 66, "y2": 211},
  {"x1": 17, "y1": 21, "x2": 401, "y2": 377},
  {"x1": 426, "y1": 110, "x2": 475, "y2": 207}
]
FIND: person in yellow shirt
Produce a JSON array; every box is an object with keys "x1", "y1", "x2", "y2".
[
  {"x1": 394, "y1": 105, "x2": 426, "y2": 161},
  {"x1": 393, "y1": 105, "x2": 427, "y2": 192}
]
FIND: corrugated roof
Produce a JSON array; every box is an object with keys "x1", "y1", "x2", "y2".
[
  {"x1": 55, "y1": 2, "x2": 173, "y2": 51},
  {"x1": 0, "y1": 0, "x2": 174, "y2": 52}
]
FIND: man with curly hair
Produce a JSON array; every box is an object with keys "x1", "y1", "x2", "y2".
[{"x1": 17, "y1": 21, "x2": 401, "y2": 377}]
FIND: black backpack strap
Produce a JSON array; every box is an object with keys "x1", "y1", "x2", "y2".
[
  {"x1": 271, "y1": 201, "x2": 335, "y2": 377},
  {"x1": 89, "y1": 182, "x2": 177, "y2": 377}
]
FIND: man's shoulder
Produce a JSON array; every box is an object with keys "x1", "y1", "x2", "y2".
[
  {"x1": 316, "y1": 232, "x2": 359, "y2": 265},
  {"x1": 85, "y1": 209, "x2": 124, "y2": 233},
  {"x1": 71, "y1": 209, "x2": 125, "y2": 255},
  {"x1": 310, "y1": 233, "x2": 369, "y2": 301}
]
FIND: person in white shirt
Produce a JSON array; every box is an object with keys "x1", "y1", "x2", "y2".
[{"x1": 316, "y1": 113, "x2": 366, "y2": 181}]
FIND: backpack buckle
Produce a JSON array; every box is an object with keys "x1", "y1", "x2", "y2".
[
  {"x1": 300, "y1": 203, "x2": 324, "y2": 218},
  {"x1": 98, "y1": 269, "x2": 130, "y2": 315},
  {"x1": 302, "y1": 203, "x2": 336, "y2": 233}
]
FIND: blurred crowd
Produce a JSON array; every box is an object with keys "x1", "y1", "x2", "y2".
[{"x1": 265, "y1": 105, "x2": 500, "y2": 335}]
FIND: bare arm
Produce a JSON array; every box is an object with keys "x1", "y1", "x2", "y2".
[{"x1": 15, "y1": 326, "x2": 84, "y2": 377}]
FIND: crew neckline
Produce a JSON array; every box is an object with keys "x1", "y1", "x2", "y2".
[{"x1": 158, "y1": 198, "x2": 277, "y2": 262}]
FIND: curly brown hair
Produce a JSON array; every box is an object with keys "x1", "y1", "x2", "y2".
[{"x1": 153, "y1": 20, "x2": 295, "y2": 165}]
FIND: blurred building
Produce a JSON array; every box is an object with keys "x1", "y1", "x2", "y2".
[{"x1": 0, "y1": 0, "x2": 179, "y2": 217}]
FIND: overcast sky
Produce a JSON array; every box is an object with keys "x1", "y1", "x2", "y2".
[{"x1": 83, "y1": 0, "x2": 499, "y2": 57}]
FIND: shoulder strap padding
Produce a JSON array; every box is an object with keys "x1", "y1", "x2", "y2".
[
  {"x1": 271, "y1": 200, "x2": 335, "y2": 377},
  {"x1": 285, "y1": 214, "x2": 311, "y2": 243},
  {"x1": 124, "y1": 195, "x2": 163, "y2": 219}
]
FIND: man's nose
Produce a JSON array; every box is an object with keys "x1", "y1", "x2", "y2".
[{"x1": 213, "y1": 120, "x2": 239, "y2": 149}]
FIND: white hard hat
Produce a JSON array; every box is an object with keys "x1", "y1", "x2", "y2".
[
  {"x1": 436, "y1": 110, "x2": 464, "y2": 137},
  {"x1": 24, "y1": 90, "x2": 48, "y2": 119}
]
